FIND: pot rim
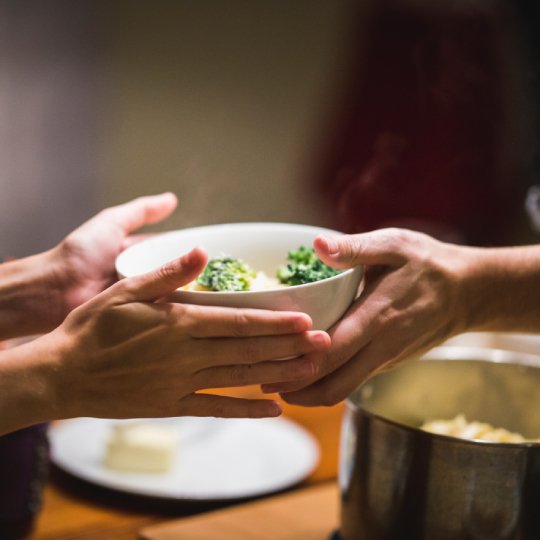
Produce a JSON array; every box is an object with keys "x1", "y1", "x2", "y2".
[{"x1": 345, "y1": 345, "x2": 540, "y2": 449}]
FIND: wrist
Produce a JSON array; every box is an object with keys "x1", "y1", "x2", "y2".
[
  {"x1": 0, "y1": 249, "x2": 68, "y2": 339},
  {"x1": 30, "y1": 330, "x2": 80, "y2": 422},
  {"x1": 0, "y1": 338, "x2": 62, "y2": 435},
  {"x1": 451, "y1": 245, "x2": 540, "y2": 333},
  {"x1": 435, "y1": 242, "x2": 477, "y2": 337},
  {"x1": 443, "y1": 244, "x2": 500, "y2": 333}
]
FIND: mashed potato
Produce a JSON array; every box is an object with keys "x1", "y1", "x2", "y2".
[
  {"x1": 248, "y1": 271, "x2": 285, "y2": 291},
  {"x1": 420, "y1": 414, "x2": 540, "y2": 443}
]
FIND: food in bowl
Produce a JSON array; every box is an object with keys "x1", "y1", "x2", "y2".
[
  {"x1": 115, "y1": 223, "x2": 364, "y2": 331},
  {"x1": 276, "y1": 246, "x2": 343, "y2": 286},
  {"x1": 184, "y1": 247, "x2": 343, "y2": 292},
  {"x1": 188, "y1": 255, "x2": 259, "y2": 292},
  {"x1": 421, "y1": 413, "x2": 540, "y2": 443}
]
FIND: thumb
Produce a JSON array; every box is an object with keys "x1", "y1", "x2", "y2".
[
  {"x1": 112, "y1": 192, "x2": 178, "y2": 233},
  {"x1": 116, "y1": 246, "x2": 208, "y2": 303},
  {"x1": 313, "y1": 230, "x2": 408, "y2": 270}
]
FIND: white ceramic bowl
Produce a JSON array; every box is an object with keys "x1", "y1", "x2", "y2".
[{"x1": 115, "y1": 223, "x2": 364, "y2": 331}]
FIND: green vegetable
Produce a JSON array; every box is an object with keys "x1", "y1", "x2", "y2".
[
  {"x1": 277, "y1": 246, "x2": 342, "y2": 285},
  {"x1": 196, "y1": 255, "x2": 256, "y2": 291}
]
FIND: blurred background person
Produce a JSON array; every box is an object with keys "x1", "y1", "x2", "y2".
[
  {"x1": 0, "y1": 0, "x2": 357, "y2": 260},
  {"x1": 2, "y1": 0, "x2": 538, "y2": 260},
  {"x1": 314, "y1": 0, "x2": 540, "y2": 246}
]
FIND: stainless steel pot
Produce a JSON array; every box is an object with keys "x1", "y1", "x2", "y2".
[{"x1": 339, "y1": 347, "x2": 540, "y2": 540}]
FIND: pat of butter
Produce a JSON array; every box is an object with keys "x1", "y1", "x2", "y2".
[{"x1": 105, "y1": 422, "x2": 177, "y2": 473}]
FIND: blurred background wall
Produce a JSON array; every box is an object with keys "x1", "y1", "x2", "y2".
[
  {"x1": 0, "y1": 1, "x2": 105, "y2": 258},
  {"x1": 0, "y1": 0, "x2": 359, "y2": 259},
  {"x1": 1, "y1": 0, "x2": 539, "y2": 259}
]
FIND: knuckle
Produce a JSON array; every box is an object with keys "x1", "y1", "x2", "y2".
[
  {"x1": 231, "y1": 310, "x2": 252, "y2": 337},
  {"x1": 341, "y1": 236, "x2": 364, "y2": 263},
  {"x1": 155, "y1": 261, "x2": 180, "y2": 287},
  {"x1": 178, "y1": 304, "x2": 199, "y2": 332},
  {"x1": 239, "y1": 338, "x2": 262, "y2": 364},
  {"x1": 382, "y1": 228, "x2": 409, "y2": 252},
  {"x1": 115, "y1": 275, "x2": 142, "y2": 300},
  {"x1": 228, "y1": 364, "x2": 248, "y2": 386}
]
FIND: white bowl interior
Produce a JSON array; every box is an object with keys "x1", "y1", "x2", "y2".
[
  {"x1": 117, "y1": 222, "x2": 348, "y2": 279},
  {"x1": 116, "y1": 223, "x2": 364, "y2": 331}
]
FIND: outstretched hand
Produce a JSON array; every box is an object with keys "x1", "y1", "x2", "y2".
[
  {"x1": 53, "y1": 193, "x2": 178, "y2": 320},
  {"x1": 262, "y1": 228, "x2": 467, "y2": 406},
  {"x1": 33, "y1": 246, "x2": 330, "y2": 423}
]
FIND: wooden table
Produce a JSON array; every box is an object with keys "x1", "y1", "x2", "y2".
[{"x1": 28, "y1": 388, "x2": 344, "y2": 540}]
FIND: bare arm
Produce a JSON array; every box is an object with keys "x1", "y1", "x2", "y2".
[
  {"x1": 262, "y1": 229, "x2": 540, "y2": 406},
  {"x1": 458, "y1": 244, "x2": 540, "y2": 333},
  {"x1": 0, "y1": 193, "x2": 332, "y2": 434},
  {"x1": 0, "y1": 251, "x2": 66, "y2": 340}
]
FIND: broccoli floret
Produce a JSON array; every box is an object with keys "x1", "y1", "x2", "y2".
[
  {"x1": 196, "y1": 255, "x2": 256, "y2": 291},
  {"x1": 277, "y1": 246, "x2": 342, "y2": 285}
]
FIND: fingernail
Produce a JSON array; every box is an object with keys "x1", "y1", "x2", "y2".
[
  {"x1": 186, "y1": 246, "x2": 201, "y2": 266},
  {"x1": 157, "y1": 192, "x2": 177, "y2": 203},
  {"x1": 268, "y1": 401, "x2": 282, "y2": 417},
  {"x1": 322, "y1": 235, "x2": 339, "y2": 255},
  {"x1": 291, "y1": 313, "x2": 311, "y2": 331},
  {"x1": 312, "y1": 332, "x2": 329, "y2": 346},
  {"x1": 261, "y1": 385, "x2": 281, "y2": 394}
]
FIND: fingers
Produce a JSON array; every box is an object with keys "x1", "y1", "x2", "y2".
[
  {"x1": 195, "y1": 355, "x2": 320, "y2": 389},
  {"x1": 181, "y1": 305, "x2": 313, "y2": 338},
  {"x1": 190, "y1": 330, "x2": 330, "y2": 369},
  {"x1": 279, "y1": 347, "x2": 380, "y2": 407},
  {"x1": 260, "y1": 296, "x2": 375, "y2": 394},
  {"x1": 179, "y1": 393, "x2": 283, "y2": 418},
  {"x1": 105, "y1": 193, "x2": 178, "y2": 234},
  {"x1": 116, "y1": 246, "x2": 208, "y2": 302},
  {"x1": 313, "y1": 229, "x2": 410, "y2": 270}
]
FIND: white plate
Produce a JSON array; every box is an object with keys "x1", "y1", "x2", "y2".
[{"x1": 49, "y1": 416, "x2": 320, "y2": 500}]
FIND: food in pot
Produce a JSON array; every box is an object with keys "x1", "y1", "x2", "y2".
[{"x1": 421, "y1": 414, "x2": 540, "y2": 443}]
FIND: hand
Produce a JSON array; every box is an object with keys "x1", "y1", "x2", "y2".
[
  {"x1": 0, "y1": 194, "x2": 179, "y2": 341},
  {"x1": 262, "y1": 228, "x2": 467, "y2": 406},
  {"x1": 53, "y1": 193, "x2": 178, "y2": 321},
  {"x1": 32, "y1": 246, "x2": 330, "y2": 422}
]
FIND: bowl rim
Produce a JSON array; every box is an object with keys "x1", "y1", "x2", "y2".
[
  {"x1": 115, "y1": 221, "x2": 363, "y2": 294},
  {"x1": 346, "y1": 346, "x2": 540, "y2": 448}
]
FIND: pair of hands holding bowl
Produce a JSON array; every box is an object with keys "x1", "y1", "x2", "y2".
[
  {"x1": 4, "y1": 192, "x2": 536, "y2": 434},
  {"x1": 0, "y1": 194, "x2": 330, "y2": 435}
]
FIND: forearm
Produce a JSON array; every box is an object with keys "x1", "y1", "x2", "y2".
[
  {"x1": 0, "y1": 338, "x2": 61, "y2": 435},
  {"x1": 0, "y1": 249, "x2": 67, "y2": 340},
  {"x1": 457, "y1": 245, "x2": 540, "y2": 333}
]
